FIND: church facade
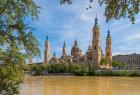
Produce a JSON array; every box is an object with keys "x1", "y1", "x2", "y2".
[{"x1": 44, "y1": 16, "x2": 112, "y2": 69}]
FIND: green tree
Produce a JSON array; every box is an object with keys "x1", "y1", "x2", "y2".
[
  {"x1": 0, "y1": 0, "x2": 40, "y2": 60},
  {"x1": 0, "y1": 64, "x2": 24, "y2": 95},
  {"x1": 0, "y1": 0, "x2": 40, "y2": 94},
  {"x1": 112, "y1": 61, "x2": 120, "y2": 67},
  {"x1": 100, "y1": 57, "x2": 106, "y2": 65},
  {"x1": 60, "y1": 0, "x2": 140, "y2": 24},
  {"x1": 112, "y1": 61, "x2": 127, "y2": 68}
]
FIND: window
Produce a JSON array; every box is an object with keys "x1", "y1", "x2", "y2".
[
  {"x1": 107, "y1": 53, "x2": 110, "y2": 56},
  {"x1": 108, "y1": 42, "x2": 110, "y2": 45},
  {"x1": 95, "y1": 46, "x2": 96, "y2": 50}
]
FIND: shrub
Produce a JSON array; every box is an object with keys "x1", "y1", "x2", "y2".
[
  {"x1": 129, "y1": 71, "x2": 140, "y2": 76},
  {"x1": 0, "y1": 64, "x2": 23, "y2": 95}
]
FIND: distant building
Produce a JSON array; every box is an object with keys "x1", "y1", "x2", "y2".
[{"x1": 113, "y1": 54, "x2": 140, "y2": 69}]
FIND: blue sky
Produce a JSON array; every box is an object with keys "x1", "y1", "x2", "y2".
[{"x1": 29, "y1": 0, "x2": 140, "y2": 62}]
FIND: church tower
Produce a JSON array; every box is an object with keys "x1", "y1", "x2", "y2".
[
  {"x1": 44, "y1": 36, "x2": 51, "y2": 63},
  {"x1": 106, "y1": 29, "x2": 112, "y2": 67},
  {"x1": 62, "y1": 41, "x2": 67, "y2": 57},
  {"x1": 61, "y1": 41, "x2": 67, "y2": 61},
  {"x1": 92, "y1": 15, "x2": 102, "y2": 67}
]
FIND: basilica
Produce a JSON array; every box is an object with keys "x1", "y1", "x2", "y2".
[{"x1": 44, "y1": 16, "x2": 112, "y2": 69}]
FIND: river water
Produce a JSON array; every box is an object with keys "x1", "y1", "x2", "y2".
[{"x1": 21, "y1": 76, "x2": 140, "y2": 95}]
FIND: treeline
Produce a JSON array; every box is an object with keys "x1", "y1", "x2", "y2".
[
  {"x1": 27, "y1": 63, "x2": 140, "y2": 76},
  {"x1": 28, "y1": 63, "x2": 95, "y2": 76}
]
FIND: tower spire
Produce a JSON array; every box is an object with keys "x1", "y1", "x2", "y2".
[
  {"x1": 95, "y1": 13, "x2": 98, "y2": 26},
  {"x1": 74, "y1": 39, "x2": 78, "y2": 46},
  {"x1": 107, "y1": 29, "x2": 111, "y2": 38},
  {"x1": 63, "y1": 41, "x2": 66, "y2": 48},
  {"x1": 46, "y1": 36, "x2": 48, "y2": 41},
  {"x1": 53, "y1": 51, "x2": 56, "y2": 57},
  {"x1": 96, "y1": 13, "x2": 97, "y2": 18},
  {"x1": 61, "y1": 41, "x2": 67, "y2": 58}
]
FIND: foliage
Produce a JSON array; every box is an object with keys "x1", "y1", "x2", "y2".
[
  {"x1": 29, "y1": 63, "x2": 94, "y2": 76},
  {"x1": 60, "y1": 0, "x2": 140, "y2": 24},
  {"x1": 72, "y1": 64, "x2": 89, "y2": 76},
  {"x1": 88, "y1": 66, "x2": 95, "y2": 76},
  {"x1": 30, "y1": 63, "x2": 72, "y2": 74},
  {"x1": 0, "y1": 64, "x2": 24, "y2": 95},
  {"x1": 0, "y1": 0, "x2": 40, "y2": 95},
  {"x1": 29, "y1": 63, "x2": 140, "y2": 77},
  {"x1": 129, "y1": 71, "x2": 140, "y2": 76},
  {"x1": 112, "y1": 61, "x2": 121, "y2": 67},
  {"x1": 0, "y1": 0, "x2": 40, "y2": 61},
  {"x1": 112, "y1": 61, "x2": 127, "y2": 67},
  {"x1": 100, "y1": 57, "x2": 106, "y2": 65},
  {"x1": 94, "y1": 70, "x2": 140, "y2": 76}
]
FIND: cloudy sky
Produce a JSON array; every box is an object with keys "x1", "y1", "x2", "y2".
[{"x1": 29, "y1": 0, "x2": 140, "y2": 62}]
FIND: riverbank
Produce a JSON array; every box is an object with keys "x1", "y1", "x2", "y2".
[
  {"x1": 27, "y1": 63, "x2": 140, "y2": 77},
  {"x1": 94, "y1": 70, "x2": 140, "y2": 76},
  {"x1": 48, "y1": 73, "x2": 74, "y2": 76},
  {"x1": 26, "y1": 70, "x2": 140, "y2": 77}
]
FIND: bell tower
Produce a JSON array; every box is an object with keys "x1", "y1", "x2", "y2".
[
  {"x1": 106, "y1": 29, "x2": 112, "y2": 67},
  {"x1": 44, "y1": 36, "x2": 51, "y2": 63},
  {"x1": 92, "y1": 15, "x2": 102, "y2": 68},
  {"x1": 62, "y1": 41, "x2": 67, "y2": 56},
  {"x1": 61, "y1": 41, "x2": 67, "y2": 60}
]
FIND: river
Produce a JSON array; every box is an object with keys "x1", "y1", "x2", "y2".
[{"x1": 21, "y1": 76, "x2": 140, "y2": 95}]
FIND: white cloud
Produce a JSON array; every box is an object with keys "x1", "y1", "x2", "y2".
[
  {"x1": 80, "y1": 13, "x2": 90, "y2": 22},
  {"x1": 125, "y1": 32, "x2": 140, "y2": 40}
]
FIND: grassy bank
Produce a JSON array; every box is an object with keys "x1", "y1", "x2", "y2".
[{"x1": 94, "y1": 70, "x2": 140, "y2": 77}]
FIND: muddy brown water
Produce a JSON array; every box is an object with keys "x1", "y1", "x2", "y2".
[{"x1": 21, "y1": 76, "x2": 140, "y2": 95}]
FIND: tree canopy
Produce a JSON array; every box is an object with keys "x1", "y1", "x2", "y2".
[
  {"x1": 0, "y1": 0, "x2": 40, "y2": 65},
  {"x1": 0, "y1": 0, "x2": 40, "y2": 94},
  {"x1": 60, "y1": 0, "x2": 140, "y2": 24}
]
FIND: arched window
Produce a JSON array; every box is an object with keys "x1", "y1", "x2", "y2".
[
  {"x1": 107, "y1": 53, "x2": 110, "y2": 56},
  {"x1": 95, "y1": 46, "x2": 96, "y2": 50},
  {"x1": 108, "y1": 42, "x2": 110, "y2": 45}
]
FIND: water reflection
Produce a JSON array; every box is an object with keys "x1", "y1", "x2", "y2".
[{"x1": 21, "y1": 76, "x2": 140, "y2": 95}]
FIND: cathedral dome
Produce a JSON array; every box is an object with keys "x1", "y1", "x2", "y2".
[{"x1": 71, "y1": 40, "x2": 82, "y2": 57}]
